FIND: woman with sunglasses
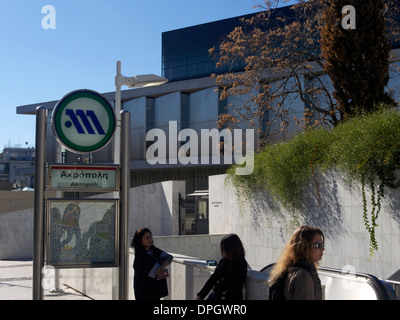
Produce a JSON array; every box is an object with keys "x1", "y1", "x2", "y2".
[{"x1": 268, "y1": 225, "x2": 325, "y2": 300}]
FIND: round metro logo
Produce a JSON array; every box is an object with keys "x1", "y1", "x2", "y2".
[{"x1": 53, "y1": 89, "x2": 116, "y2": 153}]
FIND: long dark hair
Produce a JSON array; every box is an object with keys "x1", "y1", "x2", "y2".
[
  {"x1": 220, "y1": 234, "x2": 245, "y2": 261},
  {"x1": 131, "y1": 227, "x2": 152, "y2": 252}
]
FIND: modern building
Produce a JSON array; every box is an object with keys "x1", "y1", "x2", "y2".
[
  {"x1": 15, "y1": 5, "x2": 400, "y2": 231},
  {"x1": 16, "y1": 12, "x2": 273, "y2": 192}
]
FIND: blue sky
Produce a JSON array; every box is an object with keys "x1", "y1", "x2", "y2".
[{"x1": 0, "y1": 0, "x2": 295, "y2": 150}]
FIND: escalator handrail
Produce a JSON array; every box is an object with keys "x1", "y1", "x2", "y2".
[
  {"x1": 260, "y1": 263, "x2": 275, "y2": 273},
  {"x1": 318, "y1": 266, "x2": 390, "y2": 300},
  {"x1": 260, "y1": 263, "x2": 390, "y2": 300}
]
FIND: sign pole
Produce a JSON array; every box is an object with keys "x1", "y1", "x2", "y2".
[
  {"x1": 114, "y1": 61, "x2": 122, "y2": 165},
  {"x1": 52, "y1": 142, "x2": 63, "y2": 293},
  {"x1": 119, "y1": 110, "x2": 130, "y2": 300},
  {"x1": 33, "y1": 106, "x2": 47, "y2": 300}
]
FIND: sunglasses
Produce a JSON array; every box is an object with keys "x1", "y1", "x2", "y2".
[{"x1": 312, "y1": 242, "x2": 325, "y2": 250}]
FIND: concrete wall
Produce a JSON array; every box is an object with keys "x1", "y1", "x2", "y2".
[
  {"x1": 0, "y1": 191, "x2": 42, "y2": 215},
  {"x1": 129, "y1": 180, "x2": 185, "y2": 236},
  {"x1": 150, "y1": 234, "x2": 226, "y2": 261},
  {"x1": 0, "y1": 190, "x2": 55, "y2": 259},
  {"x1": 59, "y1": 234, "x2": 225, "y2": 300},
  {"x1": 189, "y1": 87, "x2": 219, "y2": 133},
  {"x1": 85, "y1": 180, "x2": 186, "y2": 238},
  {"x1": 60, "y1": 264, "x2": 119, "y2": 300},
  {"x1": 123, "y1": 96, "x2": 147, "y2": 160},
  {"x1": 0, "y1": 208, "x2": 33, "y2": 259},
  {"x1": 209, "y1": 173, "x2": 400, "y2": 279},
  {"x1": 0, "y1": 180, "x2": 185, "y2": 259}
]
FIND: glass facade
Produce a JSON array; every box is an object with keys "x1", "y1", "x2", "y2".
[
  {"x1": 161, "y1": 6, "x2": 298, "y2": 82},
  {"x1": 162, "y1": 5, "x2": 400, "y2": 83},
  {"x1": 162, "y1": 14, "x2": 255, "y2": 82}
]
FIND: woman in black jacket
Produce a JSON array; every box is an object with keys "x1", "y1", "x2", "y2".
[
  {"x1": 132, "y1": 227, "x2": 173, "y2": 300},
  {"x1": 197, "y1": 234, "x2": 248, "y2": 300}
]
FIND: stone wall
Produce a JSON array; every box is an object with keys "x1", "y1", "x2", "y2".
[
  {"x1": 0, "y1": 208, "x2": 33, "y2": 259},
  {"x1": 209, "y1": 173, "x2": 400, "y2": 279}
]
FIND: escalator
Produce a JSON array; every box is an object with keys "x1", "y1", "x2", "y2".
[{"x1": 260, "y1": 264, "x2": 398, "y2": 300}]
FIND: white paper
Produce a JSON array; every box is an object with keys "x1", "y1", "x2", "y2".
[{"x1": 148, "y1": 262, "x2": 161, "y2": 278}]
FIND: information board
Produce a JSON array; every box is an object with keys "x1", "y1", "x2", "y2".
[{"x1": 47, "y1": 199, "x2": 119, "y2": 268}]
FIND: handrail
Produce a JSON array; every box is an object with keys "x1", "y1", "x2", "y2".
[
  {"x1": 385, "y1": 279, "x2": 400, "y2": 286},
  {"x1": 260, "y1": 263, "x2": 274, "y2": 273},
  {"x1": 260, "y1": 263, "x2": 391, "y2": 300},
  {"x1": 318, "y1": 266, "x2": 390, "y2": 300}
]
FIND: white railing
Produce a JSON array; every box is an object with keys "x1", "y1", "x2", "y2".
[
  {"x1": 166, "y1": 258, "x2": 400, "y2": 300},
  {"x1": 60, "y1": 251, "x2": 400, "y2": 300},
  {"x1": 165, "y1": 254, "x2": 268, "y2": 300}
]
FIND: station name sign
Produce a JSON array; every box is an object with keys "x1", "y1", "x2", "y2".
[{"x1": 49, "y1": 164, "x2": 119, "y2": 191}]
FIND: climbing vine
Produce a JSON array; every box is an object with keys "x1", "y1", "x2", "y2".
[
  {"x1": 361, "y1": 175, "x2": 385, "y2": 257},
  {"x1": 228, "y1": 106, "x2": 400, "y2": 257}
]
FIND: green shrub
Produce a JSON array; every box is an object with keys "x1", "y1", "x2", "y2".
[{"x1": 228, "y1": 106, "x2": 400, "y2": 256}]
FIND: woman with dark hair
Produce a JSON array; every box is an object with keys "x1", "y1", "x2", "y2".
[
  {"x1": 268, "y1": 225, "x2": 325, "y2": 300},
  {"x1": 197, "y1": 233, "x2": 247, "y2": 300},
  {"x1": 132, "y1": 227, "x2": 173, "y2": 300}
]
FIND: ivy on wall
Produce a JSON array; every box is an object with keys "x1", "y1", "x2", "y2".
[{"x1": 228, "y1": 106, "x2": 400, "y2": 257}]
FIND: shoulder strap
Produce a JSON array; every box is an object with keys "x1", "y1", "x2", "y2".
[{"x1": 269, "y1": 270, "x2": 289, "y2": 300}]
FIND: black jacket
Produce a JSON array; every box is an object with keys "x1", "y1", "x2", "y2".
[
  {"x1": 133, "y1": 246, "x2": 173, "y2": 300},
  {"x1": 197, "y1": 257, "x2": 248, "y2": 300}
]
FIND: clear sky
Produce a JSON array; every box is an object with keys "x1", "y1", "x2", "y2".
[{"x1": 0, "y1": 0, "x2": 295, "y2": 150}]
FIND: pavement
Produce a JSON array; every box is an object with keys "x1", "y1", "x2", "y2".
[{"x1": 0, "y1": 259, "x2": 91, "y2": 300}]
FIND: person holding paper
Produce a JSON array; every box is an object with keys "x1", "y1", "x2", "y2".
[{"x1": 132, "y1": 227, "x2": 173, "y2": 300}]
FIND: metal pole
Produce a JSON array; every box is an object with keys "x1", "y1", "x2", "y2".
[
  {"x1": 114, "y1": 60, "x2": 123, "y2": 300},
  {"x1": 119, "y1": 110, "x2": 131, "y2": 300},
  {"x1": 52, "y1": 141, "x2": 63, "y2": 293},
  {"x1": 33, "y1": 106, "x2": 47, "y2": 300},
  {"x1": 114, "y1": 60, "x2": 122, "y2": 165}
]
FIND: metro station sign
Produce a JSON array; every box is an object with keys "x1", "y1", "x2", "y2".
[
  {"x1": 52, "y1": 89, "x2": 116, "y2": 153},
  {"x1": 48, "y1": 164, "x2": 119, "y2": 191}
]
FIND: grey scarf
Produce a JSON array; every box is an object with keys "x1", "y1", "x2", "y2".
[{"x1": 294, "y1": 260, "x2": 323, "y2": 300}]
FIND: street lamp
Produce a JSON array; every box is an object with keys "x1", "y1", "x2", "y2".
[
  {"x1": 116, "y1": 73, "x2": 169, "y2": 88},
  {"x1": 114, "y1": 61, "x2": 167, "y2": 300},
  {"x1": 114, "y1": 60, "x2": 168, "y2": 165}
]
